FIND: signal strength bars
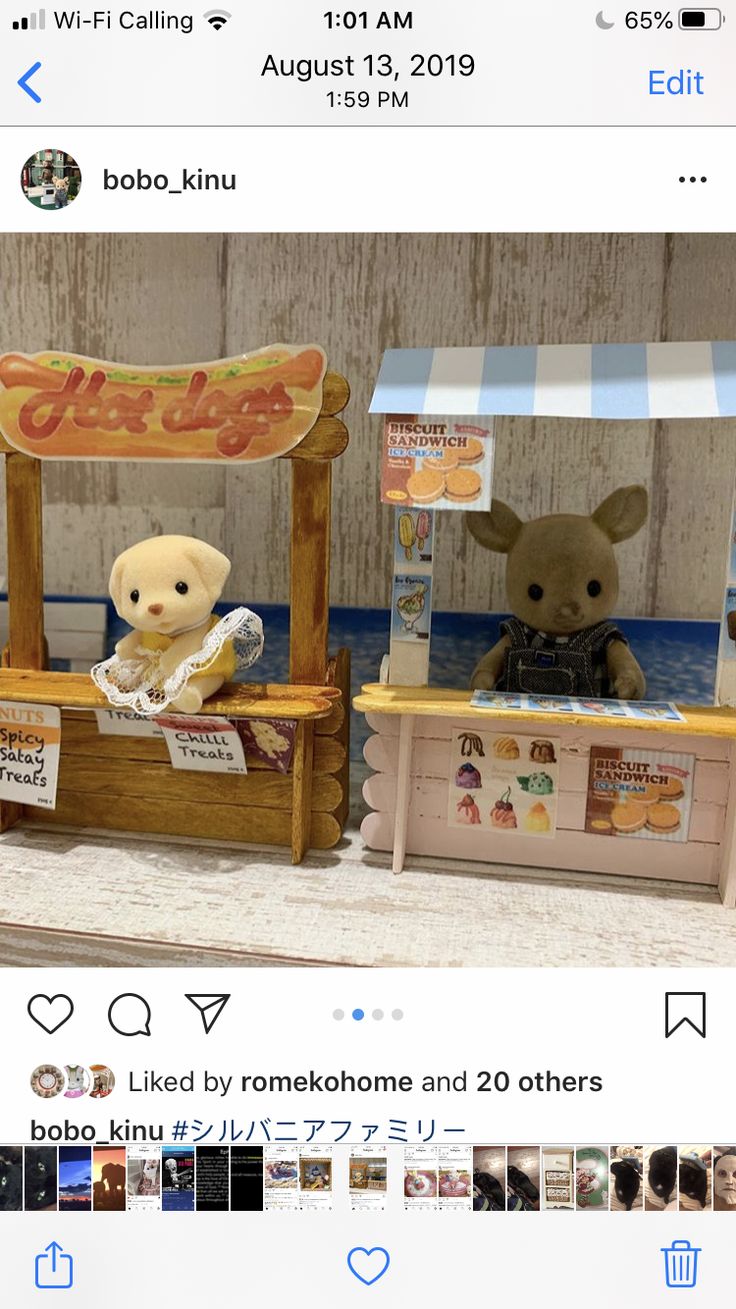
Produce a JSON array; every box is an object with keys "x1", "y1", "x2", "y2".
[{"x1": 13, "y1": 8, "x2": 45, "y2": 28}]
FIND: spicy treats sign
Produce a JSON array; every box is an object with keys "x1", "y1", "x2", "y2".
[
  {"x1": 0, "y1": 701, "x2": 61, "y2": 808},
  {"x1": 0, "y1": 344, "x2": 326, "y2": 462}
]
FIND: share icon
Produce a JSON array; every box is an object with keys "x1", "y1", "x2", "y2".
[{"x1": 185, "y1": 993, "x2": 231, "y2": 1034}]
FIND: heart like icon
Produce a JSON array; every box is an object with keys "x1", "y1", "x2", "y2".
[
  {"x1": 347, "y1": 1247, "x2": 391, "y2": 1286},
  {"x1": 27, "y1": 994, "x2": 74, "y2": 1035}
]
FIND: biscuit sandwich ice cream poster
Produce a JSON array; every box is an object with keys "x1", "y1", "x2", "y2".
[
  {"x1": 448, "y1": 728, "x2": 560, "y2": 837},
  {"x1": 584, "y1": 745, "x2": 694, "y2": 842},
  {"x1": 381, "y1": 414, "x2": 494, "y2": 511}
]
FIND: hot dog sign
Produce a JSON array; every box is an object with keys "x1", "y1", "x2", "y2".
[{"x1": 0, "y1": 344, "x2": 327, "y2": 462}]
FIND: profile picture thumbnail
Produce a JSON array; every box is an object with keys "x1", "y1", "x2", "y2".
[
  {"x1": 89, "y1": 1065, "x2": 115, "y2": 1098},
  {"x1": 30, "y1": 1063, "x2": 64, "y2": 1098},
  {"x1": 20, "y1": 148, "x2": 81, "y2": 210}
]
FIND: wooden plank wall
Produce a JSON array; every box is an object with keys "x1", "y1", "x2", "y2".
[
  {"x1": 26, "y1": 699, "x2": 347, "y2": 850},
  {"x1": 1, "y1": 233, "x2": 735, "y2": 618}
]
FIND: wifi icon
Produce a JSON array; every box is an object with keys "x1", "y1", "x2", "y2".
[{"x1": 204, "y1": 8, "x2": 231, "y2": 28}]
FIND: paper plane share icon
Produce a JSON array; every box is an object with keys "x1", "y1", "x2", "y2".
[{"x1": 185, "y1": 993, "x2": 231, "y2": 1034}]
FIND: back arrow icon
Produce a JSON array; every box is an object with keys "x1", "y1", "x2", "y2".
[{"x1": 18, "y1": 61, "x2": 42, "y2": 103}]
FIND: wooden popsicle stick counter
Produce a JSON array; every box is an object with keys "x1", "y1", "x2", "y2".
[
  {"x1": 354, "y1": 684, "x2": 736, "y2": 905},
  {"x1": 0, "y1": 667, "x2": 339, "y2": 719},
  {"x1": 0, "y1": 668, "x2": 345, "y2": 863}
]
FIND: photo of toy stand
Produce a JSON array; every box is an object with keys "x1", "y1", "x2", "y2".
[
  {"x1": 0, "y1": 344, "x2": 350, "y2": 864},
  {"x1": 355, "y1": 342, "x2": 736, "y2": 905}
]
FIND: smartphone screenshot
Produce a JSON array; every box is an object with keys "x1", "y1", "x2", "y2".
[{"x1": 0, "y1": 1, "x2": 734, "y2": 1303}]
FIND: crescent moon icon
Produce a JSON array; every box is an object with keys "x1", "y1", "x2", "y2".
[{"x1": 596, "y1": 10, "x2": 615, "y2": 27}]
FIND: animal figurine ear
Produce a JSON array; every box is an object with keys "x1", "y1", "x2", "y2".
[
  {"x1": 108, "y1": 554, "x2": 125, "y2": 611},
  {"x1": 184, "y1": 539, "x2": 232, "y2": 599},
  {"x1": 591, "y1": 485, "x2": 648, "y2": 543},
  {"x1": 466, "y1": 500, "x2": 523, "y2": 554}
]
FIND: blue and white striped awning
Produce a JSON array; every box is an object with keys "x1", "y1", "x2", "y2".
[{"x1": 370, "y1": 342, "x2": 736, "y2": 419}]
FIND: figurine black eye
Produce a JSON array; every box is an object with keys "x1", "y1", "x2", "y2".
[
  {"x1": 587, "y1": 579, "x2": 602, "y2": 597},
  {"x1": 129, "y1": 589, "x2": 140, "y2": 603},
  {"x1": 175, "y1": 580, "x2": 189, "y2": 595},
  {"x1": 527, "y1": 583, "x2": 544, "y2": 601}
]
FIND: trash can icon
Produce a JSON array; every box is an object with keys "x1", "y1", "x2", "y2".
[{"x1": 662, "y1": 1239, "x2": 701, "y2": 1289}]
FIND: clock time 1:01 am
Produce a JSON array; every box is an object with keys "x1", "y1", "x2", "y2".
[{"x1": 323, "y1": 10, "x2": 414, "y2": 27}]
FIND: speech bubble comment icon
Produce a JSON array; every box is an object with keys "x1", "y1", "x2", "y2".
[{"x1": 108, "y1": 992, "x2": 152, "y2": 1037}]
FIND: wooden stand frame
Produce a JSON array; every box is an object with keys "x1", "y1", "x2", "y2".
[
  {"x1": 358, "y1": 341, "x2": 736, "y2": 905},
  {"x1": 0, "y1": 371, "x2": 351, "y2": 864},
  {"x1": 355, "y1": 685, "x2": 736, "y2": 905}
]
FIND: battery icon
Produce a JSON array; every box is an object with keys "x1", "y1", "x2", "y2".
[{"x1": 679, "y1": 7, "x2": 723, "y2": 26}]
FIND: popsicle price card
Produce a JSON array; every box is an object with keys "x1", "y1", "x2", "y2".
[
  {"x1": 394, "y1": 506, "x2": 434, "y2": 568},
  {"x1": 0, "y1": 701, "x2": 61, "y2": 808}
]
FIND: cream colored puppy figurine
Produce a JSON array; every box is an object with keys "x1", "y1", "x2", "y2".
[{"x1": 92, "y1": 535, "x2": 264, "y2": 716}]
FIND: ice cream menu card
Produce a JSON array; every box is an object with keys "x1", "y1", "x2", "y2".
[{"x1": 448, "y1": 727, "x2": 560, "y2": 838}]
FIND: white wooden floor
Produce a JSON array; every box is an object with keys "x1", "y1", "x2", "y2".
[{"x1": 0, "y1": 776, "x2": 734, "y2": 967}]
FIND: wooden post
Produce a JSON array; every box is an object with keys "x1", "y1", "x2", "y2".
[
  {"x1": 6, "y1": 453, "x2": 45, "y2": 668},
  {"x1": 392, "y1": 713, "x2": 415, "y2": 874},
  {"x1": 716, "y1": 471, "x2": 736, "y2": 706},
  {"x1": 718, "y1": 739, "x2": 736, "y2": 907},
  {"x1": 288, "y1": 456, "x2": 333, "y2": 858},
  {"x1": 291, "y1": 720, "x2": 315, "y2": 864},
  {"x1": 289, "y1": 459, "x2": 332, "y2": 685},
  {"x1": 1, "y1": 451, "x2": 45, "y2": 831}
]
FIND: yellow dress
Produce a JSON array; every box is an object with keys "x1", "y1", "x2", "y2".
[{"x1": 139, "y1": 615, "x2": 237, "y2": 682}]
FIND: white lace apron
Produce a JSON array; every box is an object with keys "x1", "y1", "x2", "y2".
[{"x1": 91, "y1": 607, "x2": 264, "y2": 717}]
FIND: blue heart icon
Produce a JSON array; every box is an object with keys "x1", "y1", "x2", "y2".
[{"x1": 347, "y1": 1247, "x2": 391, "y2": 1286}]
